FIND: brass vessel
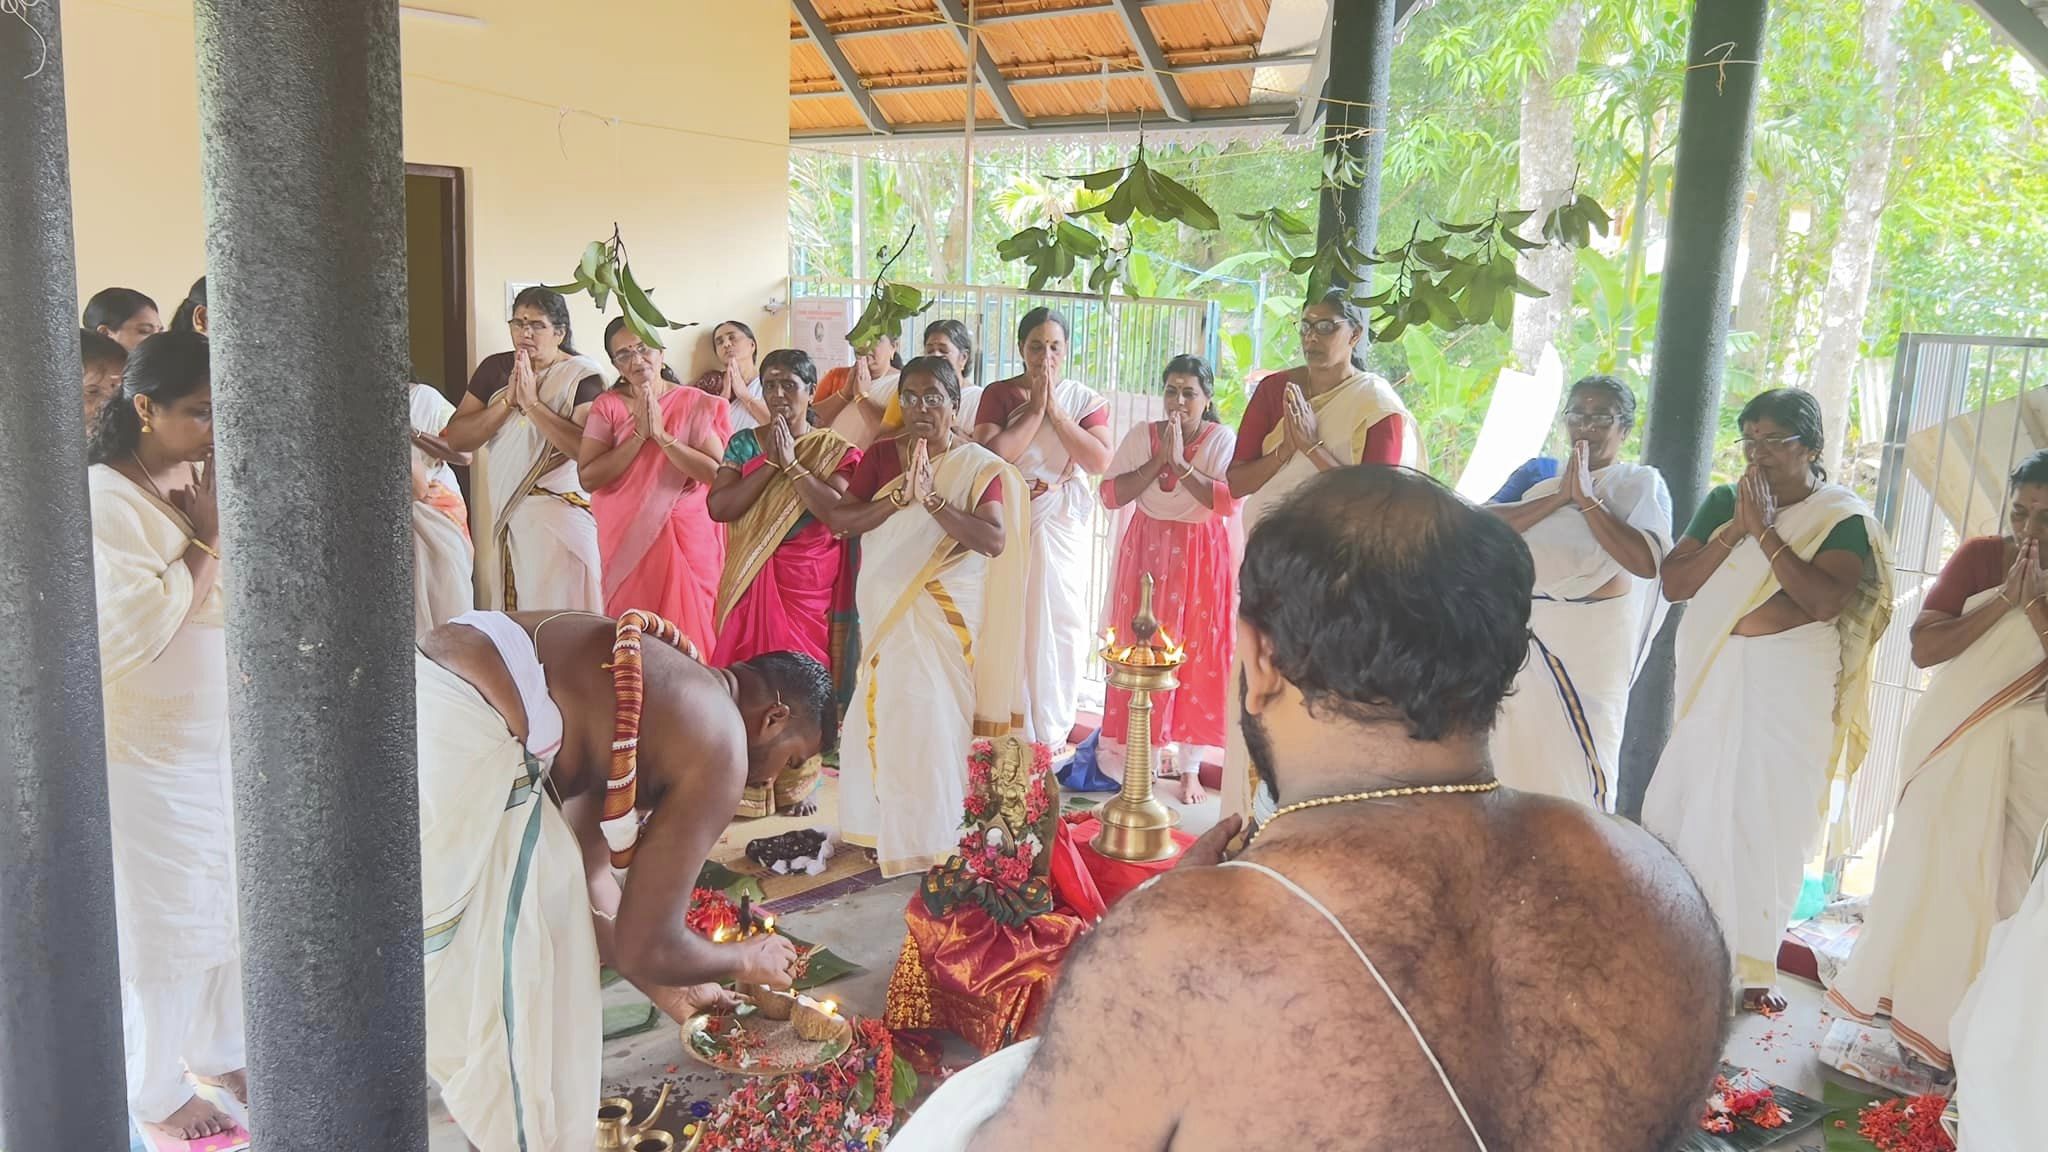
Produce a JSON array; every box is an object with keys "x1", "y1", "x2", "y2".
[
  {"x1": 596, "y1": 1083, "x2": 670, "y2": 1151},
  {"x1": 1091, "y1": 573, "x2": 1185, "y2": 862}
]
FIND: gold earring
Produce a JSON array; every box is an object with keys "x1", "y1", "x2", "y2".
[{"x1": 142, "y1": 421, "x2": 152, "y2": 433}]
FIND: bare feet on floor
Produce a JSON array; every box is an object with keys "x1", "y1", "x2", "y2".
[
  {"x1": 192, "y1": 1067, "x2": 249, "y2": 1106},
  {"x1": 1741, "y1": 987, "x2": 1788, "y2": 1015},
  {"x1": 1177, "y1": 766, "x2": 1206, "y2": 805},
  {"x1": 149, "y1": 1094, "x2": 236, "y2": 1141},
  {"x1": 781, "y1": 799, "x2": 819, "y2": 818}
]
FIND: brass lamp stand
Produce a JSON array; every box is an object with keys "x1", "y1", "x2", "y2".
[{"x1": 1091, "y1": 574, "x2": 1184, "y2": 862}]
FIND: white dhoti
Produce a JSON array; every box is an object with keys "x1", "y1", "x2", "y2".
[
  {"x1": 1950, "y1": 840, "x2": 2048, "y2": 1152},
  {"x1": 1644, "y1": 622, "x2": 1841, "y2": 988},
  {"x1": 889, "y1": 1037, "x2": 1038, "y2": 1151},
  {"x1": 413, "y1": 500, "x2": 475, "y2": 641},
  {"x1": 499, "y1": 479, "x2": 603, "y2": 613},
  {"x1": 416, "y1": 652, "x2": 600, "y2": 1152},
  {"x1": 1827, "y1": 594, "x2": 2048, "y2": 1066},
  {"x1": 91, "y1": 464, "x2": 247, "y2": 1124}
]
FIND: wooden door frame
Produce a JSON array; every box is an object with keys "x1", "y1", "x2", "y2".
[{"x1": 405, "y1": 163, "x2": 470, "y2": 400}]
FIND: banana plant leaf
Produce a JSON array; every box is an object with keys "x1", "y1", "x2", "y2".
[
  {"x1": 603, "y1": 1000, "x2": 661, "y2": 1042},
  {"x1": 1818, "y1": 1080, "x2": 1889, "y2": 1152}
]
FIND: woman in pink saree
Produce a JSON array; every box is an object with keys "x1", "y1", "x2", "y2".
[
  {"x1": 577, "y1": 317, "x2": 731, "y2": 651},
  {"x1": 1098, "y1": 355, "x2": 1238, "y2": 803},
  {"x1": 707, "y1": 348, "x2": 860, "y2": 671}
]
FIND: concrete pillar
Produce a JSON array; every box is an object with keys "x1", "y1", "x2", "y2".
[
  {"x1": 0, "y1": 8, "x2": 133, "y2": 1150},
  {"x1": 1618, "y1": 0, "x2": 1771, "y2": 819},
  {"x1": 1314, "y1": 0, "x2": 1398, "y2": 267},
  {"x1": 194, "y1": 1, "x2": 426, "y2": 1144}
]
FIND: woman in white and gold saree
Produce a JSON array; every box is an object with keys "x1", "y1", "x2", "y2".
[
  {"x1": 799, "y1": 356, "x2": 1028, "y2": 877},
  {"x1": 440, "y1": 286, "x2": 607, "y2": 612}
]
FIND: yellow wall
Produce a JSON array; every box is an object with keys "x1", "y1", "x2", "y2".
[{"x1": 62, "y1": 0, "x2": 791, "y2": 378}]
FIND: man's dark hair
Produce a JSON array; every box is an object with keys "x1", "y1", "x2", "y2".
[
  {"x1": 1238, "y1": 466, "x2": 1532, "y2": 741},
  {"x1": 749, "y1": 651, "x2": 837, "y2": 751}
]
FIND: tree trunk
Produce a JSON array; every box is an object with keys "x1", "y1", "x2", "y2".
[
  {"x1": 1509, "y1": 2, "x2": 1588, "y2": 372},
  {"x1": 1617, "y1": 109, "x2": 1659, "y2": 359},
  {"x1": 1809, "y1": 0, "x2": 1903, "y2": 478},
  {"x1": 1734, "y1": 174, "x2": 1784, "y2": 376}
]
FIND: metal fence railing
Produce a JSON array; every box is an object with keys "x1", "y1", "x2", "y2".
[
  {"x1": 1850, "y1": 334, "x2": 2047, "y2": 873},
  {"x1": 790, "y1": 277, "x2": 1220, "y2": 702}
]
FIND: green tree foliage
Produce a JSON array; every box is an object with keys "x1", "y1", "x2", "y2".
[{"x1": 788, "y1": 0, "x2": 2047, "y2": 483}]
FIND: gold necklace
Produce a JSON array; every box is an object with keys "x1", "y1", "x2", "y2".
[
  {"x1": 1248, "y1": 780, "x2": 1501, "y2": 847},
  {"x1": 129, "y1": 450, "x2": 175, "y2": 505}
]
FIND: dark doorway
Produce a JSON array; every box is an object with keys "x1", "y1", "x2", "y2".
[{"x1": 404, "y1": 164, "x2": 469, "y2": 401}]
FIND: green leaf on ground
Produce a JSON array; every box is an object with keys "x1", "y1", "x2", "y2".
[{"x1": 603, "y1": 1000, "x2": 660, "y2": 1042}]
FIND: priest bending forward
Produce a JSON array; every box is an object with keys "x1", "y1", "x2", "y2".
[{"x1": 415, "y1": 609, "x2": 833, "y2": 1152}]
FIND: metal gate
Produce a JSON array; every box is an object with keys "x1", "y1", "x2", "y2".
[
  {"x1": 1849, "y1": 334, "x2": 2047, "y2": 871},
  {"x1": 789, "y1": 277, "x2": 1220, "y2": 701}
]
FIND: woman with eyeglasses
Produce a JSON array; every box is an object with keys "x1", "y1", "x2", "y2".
[
  {"x1": 1219, "y1": 289, "x2": 1421, "y2": 821},
  {"x1": 1644, "y1": 387, "x2": 1893, "y2": 1015},
  {"x1": 574, "y1": 318, "x2": 730, "y2": 652},
  {"x1": 974, "y1": 308, "x2": 1112, "y2": 750},
  {"x1": 1097, "y1": 354, "x2": 1239, "y2": 804},
  {"x1": 812, "y1": 328, "x2": 905, "y2": 450},
  {"x1": 86, "y1": 332, "x2": 249, "y2": 1142},
  {"x1": 1487, "y1": 375, "x2": 1671, "y2": 810},
  {"x1": 1829, "y1": 449, "x2": 2048, "y2": 1072},
  {"x1": 691, "y1": 320, "x2": 770, "y2": 433},
  {"x1": 441, "y1": 286, "x2": 608, "y2": 612},
  {"x1": 794, "y1": 356, "x2": 1027, "y2": 875}
]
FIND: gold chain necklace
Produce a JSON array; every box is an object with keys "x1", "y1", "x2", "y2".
[{"x1": 1248, "y1": 780, "x2": 1501, "y2": 848}]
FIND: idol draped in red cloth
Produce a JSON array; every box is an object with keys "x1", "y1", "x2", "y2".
[
  {"x1": 579, "y1": 324, "x2": 732, "y2": 653},
  {"x1": 1097, "y1": 357, "x2": 1240, "y2": 804}
]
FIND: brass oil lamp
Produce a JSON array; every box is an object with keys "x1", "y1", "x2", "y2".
[{"x1": 1092, "y1": 573, "x2": 1185, "y2": 862}]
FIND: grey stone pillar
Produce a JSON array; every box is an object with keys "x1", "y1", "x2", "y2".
[
  {"x1": 1314, "y1": 0, "x2": 1398, "y2": 267},
  {"x1": 0, "y1": 8, "x2": 132, "y2": 1149},
  {"x1": 1618, "y1": 0, "x2": 1770, "y2": 819},
  {"x1": 194, "y1": 1, "x2": 426, "y2": 1145}
]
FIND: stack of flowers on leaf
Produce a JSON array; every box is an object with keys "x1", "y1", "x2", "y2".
[
  {"x1": 690, "y1": 1018, "x2": 918, "y2": 1151},
  {"x1": 886, "y1": 737, "x2": 1108, "y2": 1054}
]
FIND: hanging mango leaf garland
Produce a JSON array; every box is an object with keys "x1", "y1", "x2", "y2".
[
  {"x1": 1302, "y1": 186, "x2": 1613, "y2": 344},
  {"x1": 995, "y1": 219, "x2": 1106, "y2": 293},
  {"x1": 541, "y1": 223, "x2": 697, "y2": 350},
  {"x1": 1238, "y1": 207, "x2": 1316, "y2": 261},
  {"x1": 846, "y1": 227, "x2": 935, "y2": 349},
  {"x1": 995, "y1": 144, "x2": 1223, "y2": 298},
  {"x1": 1063, "y1": 147, "x2": 1222, "y2": 231}
]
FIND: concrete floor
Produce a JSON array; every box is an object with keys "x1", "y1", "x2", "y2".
[{"x1": 424, "y1": 781, "x2": 1869, "y2": 1150}]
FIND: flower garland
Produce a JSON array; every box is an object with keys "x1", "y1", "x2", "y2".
[
  {"x1": 1699, "y1": 1071, "x2": 1788, "y2": 1134},
  {"x1": 920, "y1": 740, "x2": 1059, "y2": 925},
  {"x1": 1848, "y1": 1094, "x2": 1954, "y2": 1152},
  {"x1": 690, "y1": 1019, "x2": 917, "y2": 1152}
]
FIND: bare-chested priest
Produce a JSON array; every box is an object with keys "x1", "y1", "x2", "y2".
[
  {"x1": 415, "y1": 609, "x2": 833, "y2": 1152},
  {"x1": 897, "y1": 466, "x2": 1731, "y2": 1152}
]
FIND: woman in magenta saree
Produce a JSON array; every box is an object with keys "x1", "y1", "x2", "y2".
[
  {"x1": 577, "y1": 317, "x2": 731, "y2": 652},
  {"x1": 709, "y1": 349, "x2": 860, "y2": 672}
]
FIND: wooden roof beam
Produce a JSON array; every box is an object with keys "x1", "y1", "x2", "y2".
[
  {"x1": 792, "y1": 101, "x2": 1301, "y2": 141},
  {"x1": 788, "y1": 51, "x2": 1313, "y2": 98},
  {"x1": 791, "y1": 0, "x2": 1207, "y2": 42},
  {"x1": 791, "y1": 0, "x2": 895, "y2": 134},
  {"x1": 932, "y1": 0, "x2": 1033, "y2": 130},
  {"x1": 1113, "y1": 0, "x2": 1192, "y2": 121}
]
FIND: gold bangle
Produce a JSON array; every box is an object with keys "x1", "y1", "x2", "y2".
[
  {"x1": 785, "y1": 466, "x2": 812, "y2": 483},
  {"x1": 1177, "y1": 464, "x2": 1196, "y2": 482},
  {"x1": 1765, "y1": 540, "x2": 1787, "y2": 564},
  {"x1": 1308, "y1": 439, "x2": 1326, "y2": 456},
  {"x1": 190, "y1": 538, "x2": 220, "y2": 560},
  {"x1": 888, "y1": 489, "x2": 911, "y2": 508},
  {"x1": 922, "y1": 493, "x2": 945, "y2": 513}
]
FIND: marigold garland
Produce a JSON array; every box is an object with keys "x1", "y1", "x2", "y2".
[{"x1": 604, "y1": 609, "x2": 689, "y2": 867}]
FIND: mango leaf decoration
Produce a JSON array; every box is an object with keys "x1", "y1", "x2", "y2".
[
  {"x1": 542, "y1": 225, "x2": 697, "y2": 350},
  {"x1": 1238, "y1": 207, "x2": 1316, "y2": 260},
  {"x1": 847, "y1": 227, "x2": 936, "y2": 350},
  {"x1": 995, "y1": 219, "x2": 1106, "y2": 292},
  {"x1": 1063, "y1": 150, "x2": 1221, "y2": 232}
]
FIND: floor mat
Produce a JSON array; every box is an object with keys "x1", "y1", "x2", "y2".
[{"x1": 707, "y1": 777, "x2": 881, "y2": 905}]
